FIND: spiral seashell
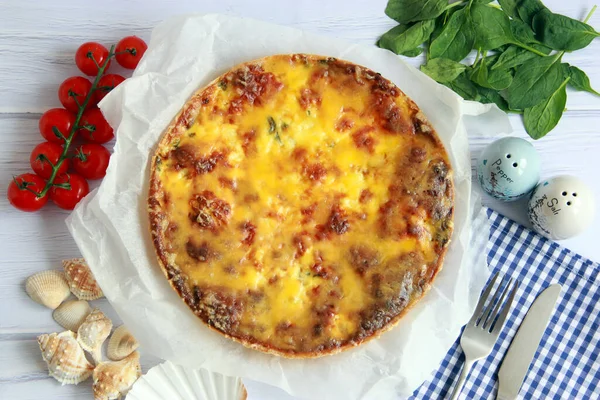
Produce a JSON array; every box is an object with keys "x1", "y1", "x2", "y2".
[
  {"x1": 53, "y1": 300, "x2": 92, "y2": 332},
  {"x1": 77, "y1": 308, "x2": 113, "y2": 364},
  {"x1": 107, "y1": 325, "x2": 139, "y2": 361},
  {"x1": 25, "y1": 270, "x2": 71, "y2": 310},
  {"x1": 63, "y1": 258, "x2": 104, "y2": 300},
  {"x1": 93, "y1": 351, "x2": 142, "y2": 400},
  {"x1": 38, "y1": 331, "x2": 94, "y2": 385}
]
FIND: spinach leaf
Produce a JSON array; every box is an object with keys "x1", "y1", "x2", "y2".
[
  {"x1": 507, "y1": 54, "x2": 565, "y2": 110},
  {"x1": 483, "y1": 54, "x2": 499, "y2": 66},
  {"x1": 476, "y1": 84, "x2": 510, "y2": 111},
  {"x1": 429, "y1": 8, "x2": 475, "y2": 61},
  {"x1": 487, "y1": 66, "x2": 513, "y2": 90},
  {"x1": 443, "y1": 72, "x2": 481, "y2": 101},
  {"x1": 470, "y1": 55, "x2": 513, "y2": 90},
  {"x1": 517, "y1": 0, "x2": 547, "y2": 26},
  {"x1": 530, "y1": 42, "x2": 552, "y2": 55},
  {"x1": 378, "y1": 20, "x2": 436, "y2": 56},
  {"x1": 492, "y1": 46, "x2": 539, "y2": 71},
  {"x1": 510, "y1": 19, "x2": 539, "y2": 44},
  {"x1": 470, "y1": 4, "x2": 547, "y2": 55},
  {"x1": 523, "y1": 77, "x2": 570, "y2": 139},
  {"x1": 509, "y1": 20, "x2": 553, "y2": 53},
  {"x1": 385, "y1": 0, "x2": 450, "y2": 23},
  {"x1": 430, "y1": 12, "x2": 448, "y2": 44},
  {"x1": 495, "y1": 44, "x2": 511, "y2": 53},
  {"x1": 532, "y1": 9, "x2": 600, "y2": 51},
  {"x1": 469, "y1": 57, "x2": 490, "y2": 88},
  {"x1": 497, "y1": 0, "x2": 520, "y2": 20},
  {"x1": 402, "y1": 47, "x2": 424, "y2": 57},
  {"x1": 421, "y1": 58, "x2": 467, "y2": 83},
  {"x1": 567, "y1": 65, "x2": 600, "y2": 96},
  {"x1": 471, "y1": 3, "x2": 515, "y2": 50}
]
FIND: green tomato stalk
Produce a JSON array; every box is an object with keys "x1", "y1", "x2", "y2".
[{"x1": 32, "y1": 45, "x2": 117, "y2": 197}]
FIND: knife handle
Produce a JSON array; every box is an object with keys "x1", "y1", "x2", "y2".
[{"x1": 450, "y1": 359, "x2": 474, "y2": 400}]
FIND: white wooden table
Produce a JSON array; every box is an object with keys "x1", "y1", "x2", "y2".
[{"x1": 1, "y1": 1, "x2": 599, "y2": 398}]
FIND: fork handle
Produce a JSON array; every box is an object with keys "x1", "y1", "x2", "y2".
[{"x1": 449, "y1": 359, "x2": 474, "y2": 400}]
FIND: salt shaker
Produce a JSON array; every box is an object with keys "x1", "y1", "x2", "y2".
[{"x1": 528, "y1": 175, "x2": 595, "y2": 240}]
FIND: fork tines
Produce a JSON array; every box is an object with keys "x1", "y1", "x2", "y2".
[{"x1": 470, "y1": 272, "x2": 519, "y2": 334}]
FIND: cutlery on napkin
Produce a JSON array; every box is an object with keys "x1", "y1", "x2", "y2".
[
  {"x1": 450, "y1": 273, "x2": 519, "y2": 400},
  {"x1": 497, "y1": 284, "x2": 561, "y2": 400}
]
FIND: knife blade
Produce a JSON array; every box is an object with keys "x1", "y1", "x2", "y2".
[{"x1": 497, "y1": 283, "x2": 561, "y2": 400}]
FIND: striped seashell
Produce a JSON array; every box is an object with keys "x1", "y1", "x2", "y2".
[
  {"x1": 25, "y1": 270, "x2": 71, "y2": 309},
  {"x1": 77, "y1": 308, "x2": 113, "y2": 364},
  {"x1": 38, "y1": 331, "x2": 94, "y2": 385},
  {"x1": 107, "y1": 325, "x2": 139, "y2": 361},
  {"x1": 53, "y1": 300, "x2": 92, "y2": 332},
  {"x1": 63, "y1": 258, "x2": 104, "y2": 300},
  {"x1": 93, "y1": 351, "x2": 142, "y2": 400}
]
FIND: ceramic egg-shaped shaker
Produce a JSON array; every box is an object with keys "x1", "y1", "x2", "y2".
[
  {"x1": 477, "y1": 137, "x2": 541, "y2": 201},
  {"x1": 528, "y1": 175, "x2": 595, "y2": 240}
]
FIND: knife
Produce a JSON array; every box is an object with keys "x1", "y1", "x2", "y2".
[{"x1": 497, "y1": 283, "x2": 561, "y2": 400}]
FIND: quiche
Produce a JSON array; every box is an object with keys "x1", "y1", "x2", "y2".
[{"x1": 148, "y1": 54, "x2": 454, "y2": 357}]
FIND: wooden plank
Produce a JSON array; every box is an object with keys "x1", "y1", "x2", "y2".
[{"x1": 0, "y1": 0, "x2": 599, "y2": 398}]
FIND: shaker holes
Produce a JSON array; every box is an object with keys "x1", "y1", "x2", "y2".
[
  {"x1": 512, "y1": 163, "x2": 518, "y2": 167},
  {"x1": 562, "y1": 192, "x2": 567, "y2": 196},
  {"x1": 506, "y1": 154, "x2": 512, "y2": 159}
]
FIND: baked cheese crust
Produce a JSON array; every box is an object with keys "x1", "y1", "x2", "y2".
[{"x1": 148, "y1": 54, "x2": 454, "y2": 357}]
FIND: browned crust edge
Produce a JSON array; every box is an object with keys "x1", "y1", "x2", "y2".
[{"x1": 147, "y1": 54, "x2": 454, "y2": 358}]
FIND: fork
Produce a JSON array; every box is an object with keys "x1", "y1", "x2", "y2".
[{"x1": 449, "y1": 272, "x2": 519, "y2": 400}]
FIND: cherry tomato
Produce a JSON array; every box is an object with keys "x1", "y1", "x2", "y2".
[
  {"x1": 75, "y1": 42, "x2": 110, "y2": 76},
  {"x1": 30, "y1": 142, "x2": 69, "y2": 179},
  {"x1": 78, "y1": 108, "x2": 114, "y2": 144},
  {"x1": 50, "y1": 173, "x2": 90, "y2": 210},
  {"x1": 58, "y1": 76, "x2": 97, "y2": 113},
  {"x1": 115, "y1": 36, "x2": 147, "y2": 69},
  {"x1": 96, "y1": 74, "x2": 125, "y2": 102},
  {"x1": 7, "y1": 173, "x2": 48, "y2": 212},
  {"x1": 72, "y1": 144, "x2": 111, "y2": 180},
  {"x1": 39, "y1": 108, "x2": 76, "y2": 144}
]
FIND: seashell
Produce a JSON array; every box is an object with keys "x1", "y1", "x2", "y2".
[
  {"x1": 77, "y1": 308, "x2": 113, "y2": 364},
  {"x1": 107, "y1": 325, "x2": 139, "y2": 361},
  {"x1": 38, "y1": 331, "x2": 94, "y2": 385},
  {"x1": 53, "y1": 300, "x2": 92, "y2": 332},
  {"x1": 25, "y1": 270, "x2": 71, "y2": 309},
  {"x1": 93, "y1": 351, "x2": 142, "y2": 400},
  {"x1": 127, "y1": 361, "x2": 246, "y2": 400},
  {"x1": 63, "y1": 258, "x2": 104, "y2": 300}
]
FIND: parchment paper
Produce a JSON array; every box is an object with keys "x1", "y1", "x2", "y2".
[{"x1": 66, "y1": 14, "x2": 511, "y2": 400}]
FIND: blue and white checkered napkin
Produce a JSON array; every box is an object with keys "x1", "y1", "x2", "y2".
[{"x1": 411, "y1": 208, "x2": 600, "y2": 399}]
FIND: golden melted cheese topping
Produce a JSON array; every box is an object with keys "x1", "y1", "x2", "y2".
[{"x1": 149, "y1": 55, "x2": 454, "y2": 356}]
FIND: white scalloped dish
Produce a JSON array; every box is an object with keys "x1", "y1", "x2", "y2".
[{"x1": 126, "y1": 361, "x2": 246, "y2": 400}]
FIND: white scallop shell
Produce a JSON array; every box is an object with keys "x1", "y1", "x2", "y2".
[
  {"x1": 53, "y1": 300, "x2": 91, "y2": 332},
  {"x1": 107, "y1": 325, "x2": 139, "y2": 361},
  {"x1": 63, "y1": 258, "x2": 104, "y2": 300},
  {"x1": 77, "y1": 308, "x2": 113, "y2": 364},
  {"x1": 127, "y1": 361, "x2": 246, "y2": 400},
  {"x1": 37, "y1": 331, "x2": 95, "y2": 385},
  {"x1": 25, "y1": 270, "x2": 71, "y2": 309},
  {"x1": 93, "y1": 351, "x2": 142, "y2": 400}
]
